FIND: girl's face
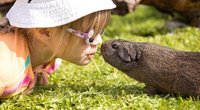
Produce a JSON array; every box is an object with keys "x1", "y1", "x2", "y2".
[
  {"x1": 26, "y1": 10, "x2": 110, "y2": 67},
  {"x1": 56, "y1": 30, "x2": 102, "y2": 65},
  {"x1": 50, "y1": 10, "x2": 110, "y2": 65}
]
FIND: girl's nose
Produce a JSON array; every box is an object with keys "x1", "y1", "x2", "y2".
[{"x1": 91, "y1": 34, "x2": 102, "y2": 45}]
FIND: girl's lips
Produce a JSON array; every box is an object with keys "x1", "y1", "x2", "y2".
[
  {"x1": 87, "y1": 52, "x2": 96, "y2": 58},
  {"x1": 87, "y1": 52, "x2": 96, "y2": 56}
]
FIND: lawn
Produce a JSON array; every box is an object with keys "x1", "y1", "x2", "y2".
[{"x1": 1, "y1": 5, "x2": 200, "y2": 110}]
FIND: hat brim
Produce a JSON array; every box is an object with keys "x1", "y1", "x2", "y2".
[{"x1": 6, "y1": 0, "x2": 116, "y2": 28}]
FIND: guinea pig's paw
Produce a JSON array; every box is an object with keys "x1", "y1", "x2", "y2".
[{"x1": 145, "y1": 85, "x2": 159, "y2": 95}]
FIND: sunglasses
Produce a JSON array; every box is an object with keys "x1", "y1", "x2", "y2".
[{"x1": 67, "y1": 28, "x2": 104, "y2": 45}]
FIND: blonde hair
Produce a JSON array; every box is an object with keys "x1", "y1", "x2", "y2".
[
  {"x1": 0, "y1": 10, "x2": 111, "y2": 61},
  {"x1": 61, "y1": 10, "x2": 111, "y2": 54},
  {"x1": 26, "y1": 10, "x2": 111, "y2": 59}
]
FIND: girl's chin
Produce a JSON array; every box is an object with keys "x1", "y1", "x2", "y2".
[
  {"x1": 76, "y1": 58, "x2": 92, "y2": 66},
  {"x1": 72, "y1": 55, "x2": 93, "y2": 66},
  {"x1": 76, "y1": 60, "x2": 91, "y2": 66}
]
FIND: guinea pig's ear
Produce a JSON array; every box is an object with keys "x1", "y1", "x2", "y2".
[
  {"x1": 128, "y1": 45, "x2": 141, "y2": 61},
  {"x1": 117, "y1": 46, "x2": 132, "y2": 62},
  {"x1": 117, "y1": 45, "x2": 141, "y2": 62}
]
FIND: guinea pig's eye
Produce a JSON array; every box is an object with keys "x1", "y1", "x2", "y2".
[{"x1": 112, "y1": 44, "x2": 118, "y2": 49}]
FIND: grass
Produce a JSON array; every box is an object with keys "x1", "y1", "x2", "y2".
[{"x1": 1, "y1": 5, "x2": 200, "y2": 110}]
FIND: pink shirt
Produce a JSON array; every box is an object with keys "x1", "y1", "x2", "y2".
[{"x1": 0, "y1": 31, "x2": 61, "y2": 98}]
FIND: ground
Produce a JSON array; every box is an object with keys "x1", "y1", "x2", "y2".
[{"x1": 1, "y1": 5, "x2": 200, "y2": 110}]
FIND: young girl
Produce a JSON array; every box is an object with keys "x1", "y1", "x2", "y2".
[{"x1": 0, "y1": 0, "x2": 116, "y2": 98}]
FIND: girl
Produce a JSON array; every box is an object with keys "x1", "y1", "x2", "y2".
[{"x1": 0, "y1": 0, "x2": 116, "y2": 98}]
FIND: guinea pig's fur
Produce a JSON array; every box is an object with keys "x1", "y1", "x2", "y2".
[{"x1": 101, "y1": 39, "x2": 200, "y2": 96}]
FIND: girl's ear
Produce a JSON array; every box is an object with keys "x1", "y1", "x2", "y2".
[
  {"x1": 32, "y1": 28, "x2": 50, "y2": 43},
  {"x1": 38, "y1": 28, "x2": 50, "y2": 39}
]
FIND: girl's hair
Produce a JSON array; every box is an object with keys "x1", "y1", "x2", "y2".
[
  {"x1": 0, "y1": 17, "x2": 12, "y2": 33},
  {"x1": 26, "y1": 10, "x2": 111, "y2": 60},
  {"x1": 58, "y1": 10, "x2": 112, "y2": 56},
  {"x1": 0, "y1": 10, "x2": 111, "y2": 62}
]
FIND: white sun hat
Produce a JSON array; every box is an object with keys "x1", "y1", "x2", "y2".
[{"x1": 6, "y1": 0, "x2": 116, "y2": 28}]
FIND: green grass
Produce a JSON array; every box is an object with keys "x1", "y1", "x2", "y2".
[{"x1": 1, "y1": 5, "x2": 200, "y2": 110}]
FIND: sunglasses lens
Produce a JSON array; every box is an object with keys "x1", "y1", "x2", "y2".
[
  {"x1": 86, "y1": 37, "x2": 94, "y2": 44},
  {"x1": 89, "y1": 38, "x2": 94, "y2": 43}
]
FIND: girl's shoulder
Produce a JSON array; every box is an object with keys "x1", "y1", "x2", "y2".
[
  {"x1": 0, "y1": 32, "x2": 29, "y2": 63},
  {"x1": 0, "y1": 32, "x2": 32, "y2": 89}
]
